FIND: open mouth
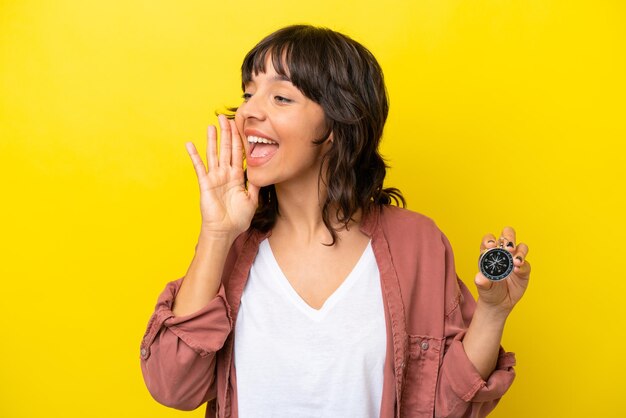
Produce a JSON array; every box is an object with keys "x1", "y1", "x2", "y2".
[{"x1": 247, "y1": 135, "x2": 279, "y2": 164}]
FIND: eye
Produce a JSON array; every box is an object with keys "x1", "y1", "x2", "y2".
[
  {"x1": 242, "y1": 93, "x2": 252, "y2": 102},
  {"x1": 274, "y1": 95, "x2": 293, "y2": 104}
]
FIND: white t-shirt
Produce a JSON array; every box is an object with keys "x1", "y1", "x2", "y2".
[{"x1": 234, "y1": 239, "x2": 386, "y2": 418}]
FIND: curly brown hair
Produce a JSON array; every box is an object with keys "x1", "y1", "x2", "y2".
[{"x1": 238, "y1": 25, "x2": 405, "y2": 244}]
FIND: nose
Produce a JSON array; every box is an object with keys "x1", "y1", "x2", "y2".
[{"x1": 237, "y1": 93, "x2": 266, "y2": 121}]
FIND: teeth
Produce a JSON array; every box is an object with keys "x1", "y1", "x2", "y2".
[{"x1": 247, "y1": 135, "x2": 277, "y2": 145}]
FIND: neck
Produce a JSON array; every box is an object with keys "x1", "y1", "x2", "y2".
[
  {"x1": 271, "y1": 183, "x2": 364, "y2": 247},
  {"x1": 272, "y1": 178, "x2": 330, "y2": 245}
]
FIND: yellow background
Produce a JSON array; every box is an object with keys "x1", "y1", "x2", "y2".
[{"x1": 1, "y1": 1, "x2": 624, "y2": 417}]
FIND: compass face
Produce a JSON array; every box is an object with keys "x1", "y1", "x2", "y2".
[{"x1": 479, "y1": 247, "x2": 514, "y2": 281}]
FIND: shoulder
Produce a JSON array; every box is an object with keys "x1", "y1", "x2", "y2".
[
  {"x1": 231, "y1": 228, "x2": 268, "y2": 255},
  {"x1": 371, "y1": 205, "x2": 453, "y2": 273},
  {"x1": 377, "y1": 205, "x2": 445, "y2": 246},
  {"x1": 220, "y1": 229, "x2": 267, "y2": 285}
]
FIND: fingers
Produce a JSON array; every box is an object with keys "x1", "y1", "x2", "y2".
[
  {"x1": 480, "y1": 226, "x2": 527, "y2": 266},
  {"x1": 229, "y1": 118, "x2": 244, "y2": 169},
  {"x1": 515, "y1": 259, "x2": 531, "y2": 278},
  {"x1": 481, "y1": 227, "x2": 517, "y2": 252},
  {"x1": 206, "y1": 125, "x2": 218, "y2": 170},
  {"x1": 474, "y1": 271, "x2": 495, "y2": 290},
  {"x1": 500, "y1": 226, "x2": 516, "y2": 251},
  {"x1": 480, "y1": 233, "x2": 498, "y2": 253},
  {"x1": 204, "y1": 115, "x2": 243, "y2": 170},
  {"x1": 185, "y1": 141, "x2": 207, "y2": 181},
  {"x1": 513, "y1": 242, "x2": 529, "y2": 268},
  {"x1": 218, "y1": 114, "x2": 232, "y2": 167}
]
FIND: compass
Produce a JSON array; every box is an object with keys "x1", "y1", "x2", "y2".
[{"x1": 479, "y1": 244, "x2": 514, "y2": 281}]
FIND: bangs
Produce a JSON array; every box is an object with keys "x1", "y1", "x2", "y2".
[
  {"x1": 241, "y1": 42, "x2": 295, "y2": 87},
  {"x1": 239, "y1": 26, "x2": 330, "y2": 103}
]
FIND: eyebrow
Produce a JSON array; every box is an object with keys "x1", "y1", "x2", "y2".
[
  {"x1": 272, "y1": 74, "x2": 291, "y2": 82},
  {"x1": 244, "y1": 73, "x2": 293, "y2": 87}
]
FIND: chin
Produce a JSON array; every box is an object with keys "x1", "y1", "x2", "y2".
[{"x1": 246, "y1": 170, "x2": 274, "y2": 189}]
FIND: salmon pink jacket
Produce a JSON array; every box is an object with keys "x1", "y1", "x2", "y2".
[{"x1": 140, "y1": 206, "x2": 516, "y2": 417}]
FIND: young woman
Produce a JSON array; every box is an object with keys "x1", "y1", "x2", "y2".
[{"x1": 140, "y1": 25, "x2": 531, "y2": 418}]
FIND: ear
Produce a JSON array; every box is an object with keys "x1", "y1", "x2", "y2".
[{"x1": 319, "y1": 132, "x2": 334, "y2": 156}]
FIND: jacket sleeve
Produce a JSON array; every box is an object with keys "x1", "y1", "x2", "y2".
[
  {"x1": 139, "y1": 278, "x2": 232, "y2": 411},
  {"x1": 435, "y1": 234, "x2": 516, "y2": 418}
]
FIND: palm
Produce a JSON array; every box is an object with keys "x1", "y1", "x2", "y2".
[
  {"x1": 477, "y1": 268, "x2": 530, "y2": 311},
  {"x1": 199, "y1": 165, "x2": 255, "y2": 234}
]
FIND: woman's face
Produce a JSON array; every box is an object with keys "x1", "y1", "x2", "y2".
[{"x1": 235, "y1": 58, "x2": 331, "y2": 189}]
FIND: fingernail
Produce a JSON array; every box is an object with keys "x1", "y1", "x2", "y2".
[
  {"x1": 507, "y1": 242, "x2": 514, "y2": 248},
  {"x1": 515, "y1": 256, "x2": 523, "y2": 262},
  {"x1": 487, "y1": 240, "x2": 495, "y2": 244}
]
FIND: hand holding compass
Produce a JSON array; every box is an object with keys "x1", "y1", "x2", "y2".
[{"x1": 475, "y1": 226, "x2": 531, "y2": 314}]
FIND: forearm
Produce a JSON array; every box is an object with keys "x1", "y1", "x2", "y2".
[
  {"x1": 461, "y1": 300, "x2": 509, "y2": 380},
  {"x1": 172, "y1": 229, "x2": 236, "y2": 317}
]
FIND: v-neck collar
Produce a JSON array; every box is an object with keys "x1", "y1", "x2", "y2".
[{"x1": 259, "y1": 239, "x2": 373, "y2": 322}]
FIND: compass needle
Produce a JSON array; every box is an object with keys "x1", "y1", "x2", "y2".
[{"x1": 479, "y1": 247, "x2": 514, "y2": 281}]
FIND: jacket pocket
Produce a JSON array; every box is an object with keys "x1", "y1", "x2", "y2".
[{"x1": 401, "y1": 335, "x2": 444, "y2": 417}]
